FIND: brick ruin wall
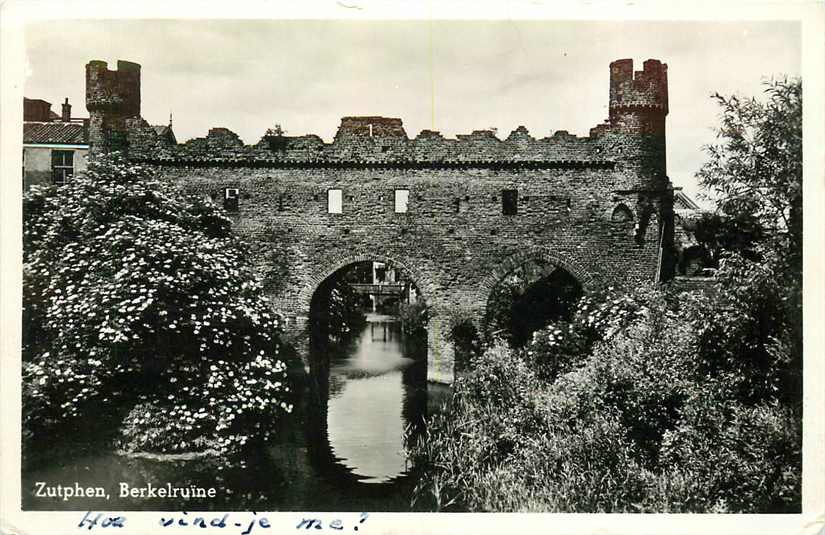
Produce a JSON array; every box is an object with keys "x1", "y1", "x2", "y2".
[
  {"x1": 86, "y1": 57, "x2": 675, "y2": 382},
  {"x1": 156, "y1": 163, "x2": 667, "y2": 317}
]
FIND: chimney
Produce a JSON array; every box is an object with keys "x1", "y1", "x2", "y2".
[{"x1": 61, "y1": 98, "x2": 71, "y2": 122}]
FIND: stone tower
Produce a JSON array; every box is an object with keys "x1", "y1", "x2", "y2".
[
  {"x1": 607, "y1": 58, "x2": 674, "y2": 280},
  {"x1": 85, "y1": 60, "x2": 141, "y2": 155},
  {"x1": 607, "y1": 58, "x2": 669, "y2": 190}
]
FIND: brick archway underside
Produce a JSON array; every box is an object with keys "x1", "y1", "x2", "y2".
[
  {"x1": 296, "y1": 251, "x2": 437, "y2": 318},
  {"x1": 477, "y1": 247, "x2": 596, "y2": 329}
]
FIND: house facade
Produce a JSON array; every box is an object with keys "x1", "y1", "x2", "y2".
[
  {"x1": 22, "y1": 96, "x2": 175, "y2": 188},
  {"x1": 22, "y1": 97, "x2": 89, "y2": 188}
]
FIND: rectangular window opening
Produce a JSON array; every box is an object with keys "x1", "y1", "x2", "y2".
[
  {"x1": 328, "y1": 189, "x2": 343, "y2": 214},
  {"x1": 394, "y1": 189, "x2": 409, "y2": 213},
  {"x1": 502, "y1": 189, "x2": 518, "y2": 215},
  {"x1": 51, "y1": 150, "x2": 74, "y2": 185},
  {"x1": 223, "y1": 188, "x2": 239, "y2": 212}
]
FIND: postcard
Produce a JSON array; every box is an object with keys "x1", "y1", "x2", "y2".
[{"x1": 1, "y1": 1, "x2": 823, "y2": 534}]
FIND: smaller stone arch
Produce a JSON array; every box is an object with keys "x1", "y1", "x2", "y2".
[
  {"x1": 477, "y1": 248, "x2": 594, "y2": 344},
  {"x1": 477, "y1": 248, "x2": 595, "y2": 302}
]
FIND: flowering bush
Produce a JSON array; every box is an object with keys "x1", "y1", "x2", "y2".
[
  {"x1": 23, "y1": 154, "x2": 292, "y2": 454},
  {"x1": 525, "y1": 284, "x2": 657, "y2": 380},
  {"x1": 117, "y1": 354, "x2": 292, "y2": 455}
]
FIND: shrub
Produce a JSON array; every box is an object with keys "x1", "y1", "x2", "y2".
[
  {"x1": 407, "y1": 271, "x2": 801, "y2": 512},
  {"x1": 406, "y1": 343, "x2": 650, "y2": 512},
  {"x1": 524, "y1": 284, "x2": 658, "y2": 381},
  {"x1": 654, "y1": 396, "x2": 801, "y2": 512},
  {"x1": 680, "y1": 251, "x2": 802, "y2": 408},
  {"x1": 22, "y1": 154, "x2": 292, "y2": 454}
]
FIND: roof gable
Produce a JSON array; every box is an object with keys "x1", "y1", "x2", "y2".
[{"x1": 674, "y1": 191, "x2": 700, "y2": 210}]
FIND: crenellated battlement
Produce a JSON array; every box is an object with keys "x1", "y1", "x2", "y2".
[
  {"x1": 84, "y1": 57, "x2": 673, "y2": 172},
  {"x1": 88, "y1": 57, "x2": 670, "y2": 189},
  {"x1": 609, "y1": 58, "x2": 668, "y2": 114},
  {"x1": 126, "y1": 119, "x2": 619, "y2": 167},
  {"x1": 335, "y1": 117, "x2": 407, "y2": 139},
  {"x1": 85, "y1": 60, "x2": 141, "y2": 117}
]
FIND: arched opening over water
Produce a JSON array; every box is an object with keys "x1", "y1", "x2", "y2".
[
  {"x1": 304, "y1": 260, "x2": 432, "y2": 488},
  {"x1": 484, "y1": 258, "x2": 583, "y2": 347},
  {"x1": 309, "y1": 260, "x2": 424, "y2": 344}
]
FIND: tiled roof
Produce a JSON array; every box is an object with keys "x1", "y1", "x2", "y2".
[
  {"x1": 674, "y1": 191, "x2": 700, "y2": 211},
  {"x1": 23, "y1": 122, "x2": 88, "y2": 145}
]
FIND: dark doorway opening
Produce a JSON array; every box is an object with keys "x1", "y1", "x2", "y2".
[{"x1": 485, "y1": 262, "x2": 582, "y2": 347}]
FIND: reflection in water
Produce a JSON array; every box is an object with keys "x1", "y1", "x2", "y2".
[
  {"x1": 306, "y1": 315, "x2": 427, "y2": 488},
  {"x1": 326, "y1": 318, "x2": 418, "y2": 483},
  {"x1": 21, "y1": 316, "x2": 441, "y2": 511}
]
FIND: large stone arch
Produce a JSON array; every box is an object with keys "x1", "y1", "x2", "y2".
[
  {"x1": 297, "y1": 251, "x2": 437, "y2": 317},
  {"x1": 296, "y1": 249, "x2": 455, "y2": 384}
]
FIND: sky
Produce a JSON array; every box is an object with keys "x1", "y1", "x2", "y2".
[{"x1": 24, "y1": 19, "x2": 800, "y2": 203}]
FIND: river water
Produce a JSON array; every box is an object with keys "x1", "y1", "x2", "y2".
[{"x1": 22, "y1": 316, "x2": 446, "y2": 511}]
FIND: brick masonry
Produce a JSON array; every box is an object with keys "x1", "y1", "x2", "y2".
[{"x1": 86, "y1": 58, "x2": 676, "y2": 384}]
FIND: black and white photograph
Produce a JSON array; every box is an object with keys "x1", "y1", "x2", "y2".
[{"x1": 1, "y1": 2, "x2": 824, "y2": 533}]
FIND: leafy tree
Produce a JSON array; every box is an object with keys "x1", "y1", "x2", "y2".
[
  {"x1": 326, "y1": 279, "x2": 367, "y2": 338},
  {"x1": 309, "y1": 274, "x2": 367, "y2": 343},
  {"x1": 695, "y1": 77, "x2": 802, "y2": 411},
  {"x1": 398, "y1": 301, "x2": 429, "y2": 339},
  {"x1": 696, "y1": 78, "x2": 802, "y2": 269},
  {"x1": 684, "y1": 211, "x2": 763, "y2": 268},
  {"x1": 22, "y1": 154, "x2": 292, "y2": 455},
  {"x1": 693, "y1": 76, "x2": 803, "y2": 406}
]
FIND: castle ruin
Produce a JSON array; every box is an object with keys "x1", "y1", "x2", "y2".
[{"x1": 85, "y1": 58, "x2": 676, "y2": 383}]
